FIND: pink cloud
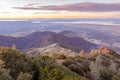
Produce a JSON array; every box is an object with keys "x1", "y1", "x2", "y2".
[
  {"x1": 13, "y1": 2, "x2": 120, "y2": 12},
  {"x1": 24, "y1": 3, "x2": 40, "y2": 6}
]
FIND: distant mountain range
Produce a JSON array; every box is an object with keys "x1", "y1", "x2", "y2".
[
  {"x1": 0, "y1": 31, "x2": 97, "y2": 55},
  {"x1": 0, "y1": 19, "x2": 120, "y2": 53}
]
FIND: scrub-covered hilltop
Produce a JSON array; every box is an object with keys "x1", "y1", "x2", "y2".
[{"x1": 0, "y1": 47, "x2": 85, "y2": 80}]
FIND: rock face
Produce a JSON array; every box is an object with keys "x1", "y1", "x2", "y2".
[{"x1": 26, "y1": 43, "x2": 78, "y2": 57}]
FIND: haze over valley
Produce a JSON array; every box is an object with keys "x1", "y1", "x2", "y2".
[{"x1": 0, "y1": 18, "x2": 120, "y2": 53}]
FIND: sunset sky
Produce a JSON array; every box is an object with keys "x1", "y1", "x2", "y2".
[{"x1": 0, "y1": 0, "x2": 120, "y2": 18}]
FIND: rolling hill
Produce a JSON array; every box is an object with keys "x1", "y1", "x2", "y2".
[{"x1": 0, "y1": 31, "x2": 97, "y2": 55}]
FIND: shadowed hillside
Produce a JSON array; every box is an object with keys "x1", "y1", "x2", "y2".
[{"x1": 0, "y1": 31, "x2": 97, "y2": 54}]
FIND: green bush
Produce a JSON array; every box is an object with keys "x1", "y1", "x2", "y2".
[
  {"x1": 17, "y1": 72, "x2": 32, "y2": 80},
  {"x1": 0, "y1": 48, "x2": 34, "y2": 79},
  {"x1": 0, "y1": 71, "x2": 13, "y2": 80},
  {"x1": 33, "y1": 56, "x2": 86, "y2": 80}
]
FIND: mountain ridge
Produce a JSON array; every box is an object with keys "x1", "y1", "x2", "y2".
[{"x1": 0, "y1": 31, "x2": 97, "y2": 54}]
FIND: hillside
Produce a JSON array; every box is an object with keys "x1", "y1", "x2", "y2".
[
  {"x1": 0, "y1": 47, "x2": 86, "y2": 80},
  {"x1": 0, "y1": 46, "x2": 120, "y2": 80},
  {"x1": 25, "y1": 43, "x2": 78, "y2": 56},
  {"x1": 0, "y1": 31, "x2": 97, "y2": 53},
  {"x1": 62, "y1": 47, "x2": 120, "y2": 80}
]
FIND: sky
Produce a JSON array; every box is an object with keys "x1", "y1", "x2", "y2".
[{"x1": 0, "y1": 0, "x2": 120, "y2": 19}]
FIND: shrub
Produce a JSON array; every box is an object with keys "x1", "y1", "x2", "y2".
[
  {"x1": 0, "y1": 48, "x2": 34, "y2": 79},
  {"x1": 33, "y1": 56, "x2": 86, "y2": 80},
  {"x1": 17, "y1": 72, "x2": 33, "y2": 80}
]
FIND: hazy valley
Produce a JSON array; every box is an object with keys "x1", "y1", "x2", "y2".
[{"x1": 0, "y1": 19, "x2": 120, "y2": 53}]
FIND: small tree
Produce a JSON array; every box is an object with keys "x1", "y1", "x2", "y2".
[
  {"x1": 79, "y1": 50, "x2": 85, "y2": 57},
  {"x1": 11, "y1": 44, "x2": 17, "y2": 50}
]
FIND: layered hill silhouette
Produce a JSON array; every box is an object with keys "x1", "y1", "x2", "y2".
[{"x1": 0, "y1": 31, "x2": 97, "y2": 55}]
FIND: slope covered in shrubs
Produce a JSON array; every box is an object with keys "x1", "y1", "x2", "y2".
[
  {"x1": 0, "y1": 46, "x2": 120, "y2": 80},
  {"x1": 62, "y1": 47, "x2": 120, "y2": 80},
  {"x1": 0, "y1": 47, "x2": 86, "y2": 80}
]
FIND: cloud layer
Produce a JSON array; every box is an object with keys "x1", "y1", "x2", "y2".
[
  {"x1": 24, "y1": 3, "x2": 40, "y2": 6},
  {"x1": 14, "y1": 2, "x2": 120, "y2": 12}
]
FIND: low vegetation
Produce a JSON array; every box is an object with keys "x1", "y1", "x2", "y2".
[
  {"x1": 0, "y1": 47, "x2": 120, "y2": 80},
  {"x1": 0, "y1": 47, "x2": 86, "y2": 80}
]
